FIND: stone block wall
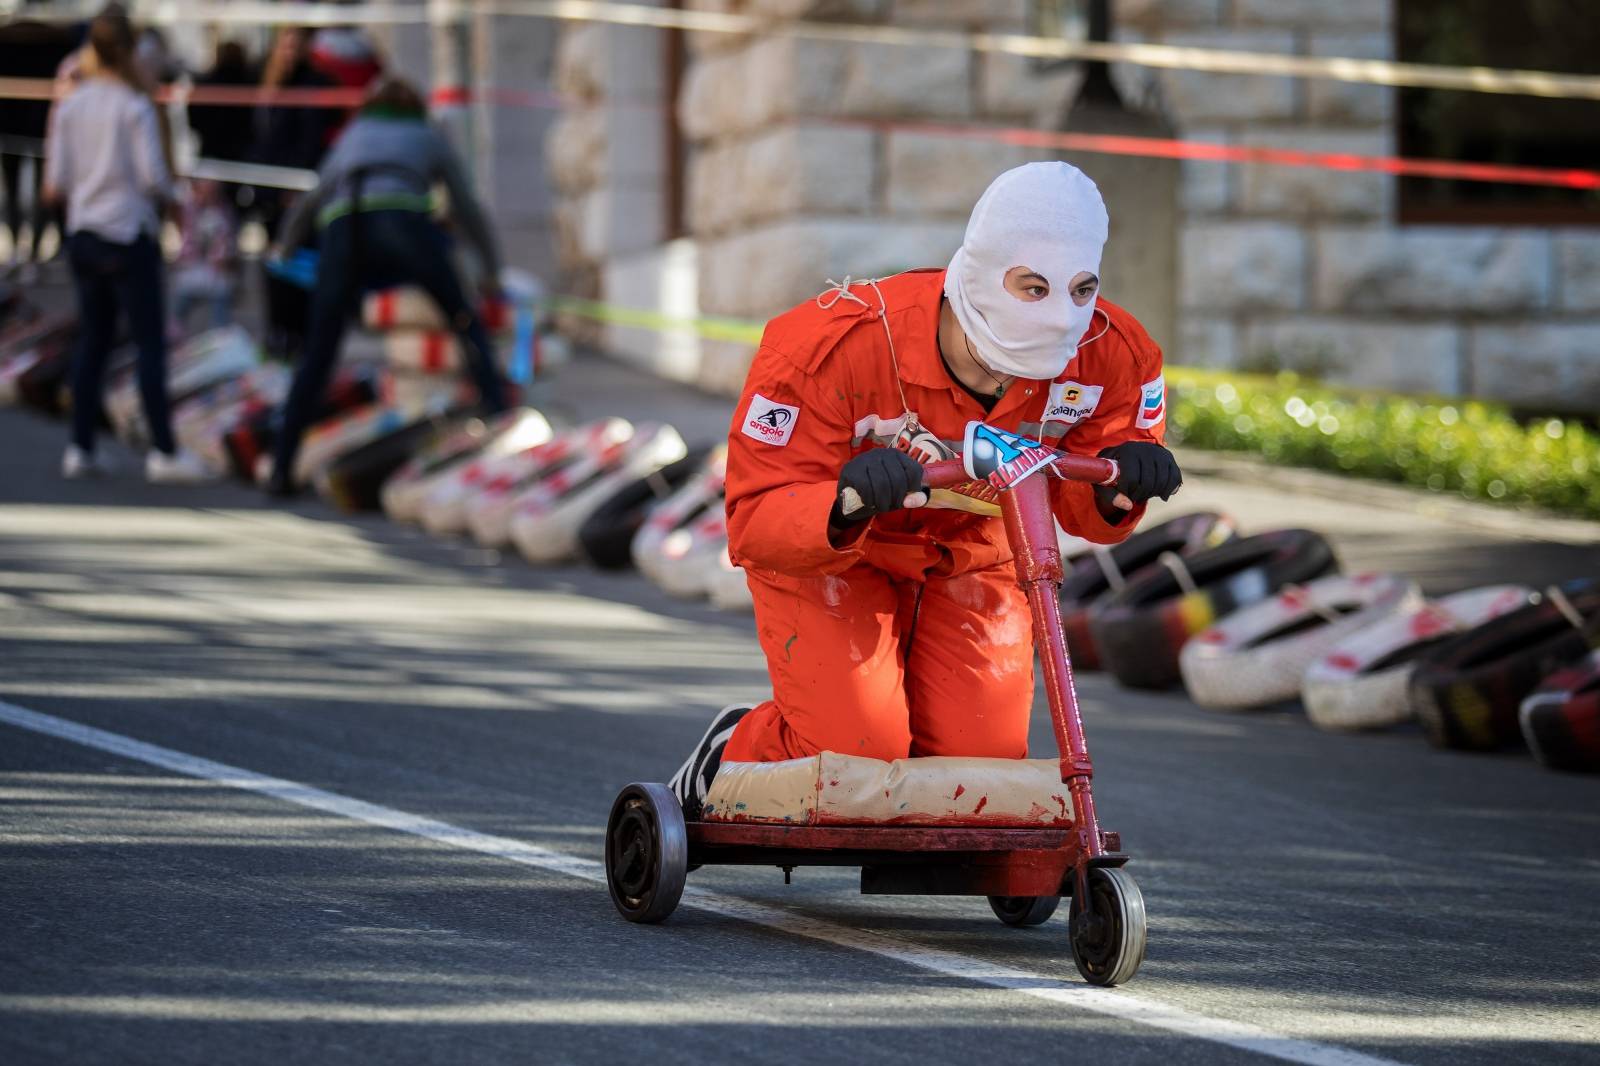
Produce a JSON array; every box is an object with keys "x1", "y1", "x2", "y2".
[
  {"x1": 544, "y1": 15, "x2": 675, "y2": 347},
  {"x1": 545, "y1": 0, "x2": 1600, "y2": 410},
  {"x1": 1117, "y1": 0, "x2": 1600, "y2": 412},
  {"x1": 676, "y1": 0, "x2": 1052, "y2": 337}
]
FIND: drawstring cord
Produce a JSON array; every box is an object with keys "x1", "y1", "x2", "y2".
[
  {"x1": 817, "y1": 275, "x2": 919, "y2": 450},
  {"x1": 1079, "y1": 305, "x2": 1112, "y2": 350},
  {"x1": 814, "y1": 277, "x2": 1115, "y2": 459}
]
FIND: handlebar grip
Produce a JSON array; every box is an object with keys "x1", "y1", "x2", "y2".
[{"x1": 1051, "y1": 453, "x2": 1120, "y2": 487}]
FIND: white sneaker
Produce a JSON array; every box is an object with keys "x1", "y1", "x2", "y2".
[
  {"x1": 62, "y1": 445, "x2": 116, "y2": 479},
  {"x1": 145, "y1": 448, "x2": 214, "y2": 484}
]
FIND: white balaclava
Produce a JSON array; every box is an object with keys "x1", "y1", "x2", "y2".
[{"x1": 944, "y1": 161, "x2": 1109, "y2": 381}]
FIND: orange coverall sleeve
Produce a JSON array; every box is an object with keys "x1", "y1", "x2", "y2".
[
  {"x1": 725, "y1": 342, "x2": 866, "y2": 578},
  {"x1": 1049, "y1": 323, "x2": 1168, "y2": 545}
]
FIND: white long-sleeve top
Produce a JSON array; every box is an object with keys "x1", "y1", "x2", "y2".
[{"x1": 45, "y1": 78, "x2": 172, "y2": 244}]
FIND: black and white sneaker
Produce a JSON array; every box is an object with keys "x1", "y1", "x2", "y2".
[{"x1": 667, "y1": 704, "x2": 751, "y2": 819}]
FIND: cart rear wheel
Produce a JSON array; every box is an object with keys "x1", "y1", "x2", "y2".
[
  {"x1": 605, "y1": 782, "x2": 688, "y2": 923},
  {"x1": 1069, "y1": 867, "x2": 1147, "y2": 986},
  {"x1": 987, "y1": 895, "x2": 1061, "y2": 927}
]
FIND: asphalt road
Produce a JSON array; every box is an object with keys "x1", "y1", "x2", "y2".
[{"x1": 1, "y1": 361, "x2": 1598, "y2": 1066}]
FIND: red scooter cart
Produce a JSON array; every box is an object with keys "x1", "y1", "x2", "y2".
[{"x1": 604, "y1": 422, "x2": 1147, "y2": 986}]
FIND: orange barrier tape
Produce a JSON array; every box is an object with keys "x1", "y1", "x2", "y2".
[{"x1": 877, "y1": 120, "x2": 1600, "y2": 192}]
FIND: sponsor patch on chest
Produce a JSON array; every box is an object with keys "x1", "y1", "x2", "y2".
[
  {"x1": 741, "y1": 392, "x2": 800, "y2": 446},
  {"x1": 1042, "y1": 380, "x2": 1104, "y2": 426}
]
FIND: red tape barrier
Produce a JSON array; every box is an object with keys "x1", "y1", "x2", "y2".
[
  {"x1": 878, "y1": 120, "x2": 1600, "y2": 191},
  {"x1": 3, "y1": 75, "x2": 1595, "y2": 191}
]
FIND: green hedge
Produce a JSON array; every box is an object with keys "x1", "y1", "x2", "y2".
[{"x1": 1166, "y1": 368, "x2": 1600, "y2": 520}]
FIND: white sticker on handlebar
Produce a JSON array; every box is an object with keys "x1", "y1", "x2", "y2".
[{"x1": 963, "y1": 422, "x2": 1055, "y2": 489}]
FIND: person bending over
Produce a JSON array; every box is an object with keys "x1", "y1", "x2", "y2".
[
  {"x1": 265, "y1": 77, "x2": 509, "y2": 496},
  {"x1": 669, "y1": 162, "x2": 1182, "y2": 813}
]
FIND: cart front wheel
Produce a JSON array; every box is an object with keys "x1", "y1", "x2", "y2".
[
  {"x1": 987, "y1": 895, "x2": 1061, "y2": 927},
  {"x1": 1069, "y1": 867, "x2": 1147, "y2": 986},
  {"x1": 605, "y1": 782, "x2": 688, "y2": 923}
]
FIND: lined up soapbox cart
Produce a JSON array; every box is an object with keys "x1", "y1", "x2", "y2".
[{"x1": 605, "y1": 422, "x2": 1147, "y2": 986}]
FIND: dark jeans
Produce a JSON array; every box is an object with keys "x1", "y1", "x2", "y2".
[
  {"x1": 2, "y1": 152, "x2": 51, "y2": 260},
  {"x1": 272, "y1": 209, "x2": 508, "y2": 478},
  {"x1": 66, "y1": 231, "x2": 173, "y2": 455}
]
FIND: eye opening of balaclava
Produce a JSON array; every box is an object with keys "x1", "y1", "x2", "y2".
[{"x1": 944, "y1": 161, "x2": 1109, "y2": 381}]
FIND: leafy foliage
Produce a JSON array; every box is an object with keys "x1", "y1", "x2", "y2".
[{"x1": 1166, "y1": 368, "x2": 1600, "y2": 519}]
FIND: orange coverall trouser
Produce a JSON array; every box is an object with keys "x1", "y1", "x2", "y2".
[{"x1": 721, "y1": 560, "x2": 1035, "y2": 764}]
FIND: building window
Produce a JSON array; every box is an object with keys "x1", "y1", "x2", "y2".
[
  {"x1": 1030, "y1": 0, "x2": 1095, "y2": 58},
  {"x1": 1397, "y1": 0, "x2": 1600, "y2": 225}
]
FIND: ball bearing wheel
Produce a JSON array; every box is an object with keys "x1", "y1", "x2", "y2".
[
  {"x1": 987, "y1": 895, "x2": 1061, "y2": 927},
  {"x1": 604, "y1": 782, "x2": 688, "y2": 923},
  {"x1": 1069, "y1": 867, "x2": 1147, "y2": 986}
]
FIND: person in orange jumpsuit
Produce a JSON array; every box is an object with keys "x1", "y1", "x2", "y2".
[{"x1": 669, "y1": 162, "x2": 1182, "y2": 813}]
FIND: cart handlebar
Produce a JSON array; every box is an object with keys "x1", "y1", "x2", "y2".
[
  {"x1": 921, "y1": 453, "x2": 1119, "y2": 490},
  {"x1": 840, "y1": 450, "x2": 1119, "y2": 518}
]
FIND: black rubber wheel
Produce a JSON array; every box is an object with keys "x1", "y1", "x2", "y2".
[
  {"x1": 16, "y1": 334, "x2": 74, "y2": 415},
  {"x1": 987, "y1": 894, "x2": 1061, "y2": 927},
  {"x1": 223, "y1": 405, "x2": 276, "y2": 480},
  {"x1": 1411, "y1": 578, "x2": 1600, "y2": 751},
  {"x1": 1520, "y1": 653, "x2": 1600, "y2": 773},
  {"x1": 1069, "y1": 867, "x2": 1147, "y2": 987},
  {"x1": 1061, "y1": 511, "x2": 1236, "y2": 670},
  {"x1": 319, "y1": 411, "x2": 472, "y2": 512},
  {"x1": 1090, "y1": 528, "x2": 1337, "y2": 689},
  {"x1": 605, "y1": 782, "x2": 689, "y2": 923},
  {"x1": 223, "y1": 373, "x2": 379, "y2": 481},
  {"x1": 576, "y1": 445, "x2": 713, "y2": 569}
]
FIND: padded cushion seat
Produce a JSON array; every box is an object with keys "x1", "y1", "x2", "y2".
[{"x1": 703, "y1": 753, "x2": 1072, "y2": 827}]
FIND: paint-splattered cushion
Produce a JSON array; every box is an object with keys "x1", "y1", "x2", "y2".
[{"x1": 702, "y1": 753, "x2": 1072, "y2": 827}]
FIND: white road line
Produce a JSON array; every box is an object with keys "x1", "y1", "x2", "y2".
[{"x1": 0, "y1": 699, "x2": 1402, "y2": 1066}]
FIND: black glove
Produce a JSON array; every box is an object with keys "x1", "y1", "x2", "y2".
[
  {"x1": 832, "y1": 448, "x2": 928, "y2": 525},
  {"x1": 1095, "y1": 441, "x2": 1182, "y2": 506}
]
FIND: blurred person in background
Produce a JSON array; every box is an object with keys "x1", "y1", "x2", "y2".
[
  {"x1": 0, "y1": 18, "x2": 78, "y2": 283},
  {"x1": 43, "y1": 6, "x2": 210, "y2": 484},
  {"x1": 263, "y1": 77, "x2": 508, "y2": 497},
  {"x1": 169, "y1": 178, "x2": 238, "y2": 336},
  {"x1": 308, "y1": 24, "x2": 384, "y2": 97},
  {"x1": 186, "y1": 40, "x2": 259, "y2": 216},
  {"x1": 255, "y1": 27, "x2": 336, "y2": 186},
  {"x1": 188, "y1": 40, "x2": 258, "y2": 164},
  {"x1": 254, "y1": 26, "x2": 336, "y2": 360},
  {"x1": 134, "y1": 26, "x2": 180, "y2": 88},
  {"x1": 132, "y1": 24, "x2": 180, "y2": 177}
]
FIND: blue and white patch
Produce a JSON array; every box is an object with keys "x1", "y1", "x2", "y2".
[{"x1": 1136, "y1": 375, "x2": 1166, "y2": 429}]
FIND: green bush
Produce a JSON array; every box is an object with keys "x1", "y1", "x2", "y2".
[{"x1": 1166, "y1": 367, "x2": 1600, "y2": 520}]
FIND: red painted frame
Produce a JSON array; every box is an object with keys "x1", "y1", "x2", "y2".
[{"x1": 688, "y1": 452, "x2": 1122, "y2": 899}]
